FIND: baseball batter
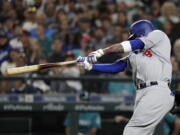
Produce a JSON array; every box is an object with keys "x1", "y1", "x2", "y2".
[{"x1": 77, "y1": 20, "x2": 175, "y2": 135}]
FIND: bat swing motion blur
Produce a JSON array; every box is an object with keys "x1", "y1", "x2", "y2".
[{"x1": 6, "y1": 60, "x2": 76, "y2": 75}]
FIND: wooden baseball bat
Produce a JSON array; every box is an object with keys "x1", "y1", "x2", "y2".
[{"x1": 6, "y1": 60, "x2": 76, "y2": 75}]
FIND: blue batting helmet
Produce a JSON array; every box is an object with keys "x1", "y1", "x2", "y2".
[{"x1": 128, "y1": 20, "x2": 155, "y2": 40}]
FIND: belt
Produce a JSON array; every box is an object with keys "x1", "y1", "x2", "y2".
[{"x1": 136, "y1": 81, "x2": 158, "y2": 90}]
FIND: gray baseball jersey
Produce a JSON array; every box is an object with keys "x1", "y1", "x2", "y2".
[
  {"x1": 129, "y1": 30, "x2": 172, "y2": 84},
  {"x1": 123, "y1": 30, "x2": 174, "y2": 135}
]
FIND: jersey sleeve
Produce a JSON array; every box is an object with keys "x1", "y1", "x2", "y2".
[
  {"x1": 139, "y1": 30, "x2": 165, "y2": 49},
  {"x1": 92, "y1": 60, "x2": 127, "y2": 74}
]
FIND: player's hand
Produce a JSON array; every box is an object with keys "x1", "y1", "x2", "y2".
[
  {"x1": 76, "y1": 56, "x2": 92, "y2": 71},
  {"x1": 87, "y1": 49, "x2": 104, "y2": 63}
]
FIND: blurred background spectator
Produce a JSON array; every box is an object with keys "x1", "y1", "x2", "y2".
[
  {"x1": 64, "y1": 92, "x2": 101, "y2": 135},
  {"x1": 0, "y1": 0, "x2": 179, "y2": 94},
  {"x1": 0, "y1": 0, "x2": 179, "y2": 135},
  {"x1": 60, "y1": 52, "x2": 82, "y2": 93}
]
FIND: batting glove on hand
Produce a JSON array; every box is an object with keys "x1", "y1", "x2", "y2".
[
  {"x1": 87, "y1": 49, "x2": 104, "y2": 63},
  {"x1": 76, "y1": 56, "x2": 92, "y2": 71}
]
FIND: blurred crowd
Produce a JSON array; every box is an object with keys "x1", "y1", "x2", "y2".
[
  {"x1": 0, "y1": 0, "x2": 180, "y2": 94},
  {"x1": 0, "y1": 1, "x2": 180, "y2": 135}
]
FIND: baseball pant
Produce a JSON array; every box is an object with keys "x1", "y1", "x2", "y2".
[{"x1": 123, "y1": 83, "x2": 174, "y2": 135}]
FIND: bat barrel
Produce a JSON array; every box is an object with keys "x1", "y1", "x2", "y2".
[
  {"x1": 6, "y1": 60, "x2": 77, "y2": 75},
  {"x1": 6, "y1": 65, "x2": 39, "y2": 75}
]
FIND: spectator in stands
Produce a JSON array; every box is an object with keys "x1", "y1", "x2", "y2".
[
  {"x1": 48, "y1": 37, "x2": 65, "y2": 63},
  {"x1": 112, "y1": 25, "x2": 123, "y2": 42},
  {"x1": 80, "y1": 46, "x2": 105, "y2": 93},
  {"x1": 47, "y1": 37, "x2": 66, "y2": 93},
  {"x1": 9, "y1": 24, "x2": 24, "y2": 52},
  {"x1": 0, "y1": 30, "x2": 12, "y2": 66},
  {"x1": 19, "y1": 30, "x2": 31, "y2": 56},
  {"x1": 55, "y1": 9, "x2": 69, "y2": 39},
  {"x1": 172, "y1": 40, "x2": 180, "y2": 90},
  {"x1": 159, "y1": 1, "x2": 179, "y2": 24},
  {"x1": 1, "y1": 1, "x2": 12, "y2": 16},
  {"x1": 90, "y1": 27, "x2": 107, "y2": 50},
  {"x1": 64, "y1": 92, "x2": 101, "y2": 135},
  {"x1": 35, "y1": 12, "x2": 47, "y2": 26},
  {"x1": 36, "y1": 25, "x2": 52, "y2": 56},
  {"x1": 0, "y1": 49, "x2": 19, "y2": 76},
  {"x1": 44, "y1": 2, "x2": 56, "y2": 25},
  {"x1": 30, "y1": 12, "x2": 53, "y2": 39},
  {"x1": 22, "y1": 6, "x2": 38, "y2": 31},
  {"x1": 121, "y1": 29, "x2": 129, "y2": 41},
  {"x1": 173, "y1": 39, "x2": 180, "y2": 63},
  {"x1": 15, "y1": 54, "x2": 27, "y2": 68},
  {"x1": 3, "y1": 17, "x2": 16, "y2": 39},
  {"x1": 108, "y1": 72, "x2": 135, "y2": 96},
  {"x1": 101, "y1": 18, "x2": 114, "y2": 40},
  {"x1": 0, "y1": 48, "x2": 19, "y2": 95},
  {"x1": 14, "y1": 0, "x2": 25, "y2": 22},
  {"x1": 5, "y1": 54, "x2": 43, "y2": 94},
  {"x1": 7, "y1": 79, "x2": 43, "y2": 94},
  {"x1": 163, "y1": 19, "x2": 176, "y2": 45},
  {"x1": 61, "y1": 52, "x2": 82, "y2": 93},
  {"x1": 116, "y1": 11, "x2": 129, "y2": 28},
  {"x1": 79, "y1": 34, "x2": 92, "y2": 57},
  {"x1": 31, "y1": 56, "x2": 51, "y2": 93},
  {"x1": 162, "y1": 113, "x2": 180, "y2": 135},
  {"x1": 171, "y1": 57, "x2": 179, "y2": 78},
  {"x1": 78, "y1": 17, "x2": 91, "y2": 36},
  {"x1": 63, "y1": 27, "x2": 81, "y2": 53},
  {"x1": 150, "y1": 0, "x2": 161, "y2": 18},
  {"x1": 28, "y1": 39, "x2": 42, "y2": 65}
]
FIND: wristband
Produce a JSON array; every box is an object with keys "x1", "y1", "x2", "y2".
[{"x1": 121, "y1": 41, "x2": 132, "y2": 52}]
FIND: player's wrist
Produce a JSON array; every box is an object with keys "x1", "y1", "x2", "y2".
[
  {"x1": 96, "y1": 49, "x2": 104, "y2": 58},
  {"x1": 87, "y1": 49, "x2": 104, "y2": 63},
  {"x1": 85, "y1": 61, "x2": 92, "y2": 71}
]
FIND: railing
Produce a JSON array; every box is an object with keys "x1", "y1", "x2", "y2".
[
  {"x1": 0, "y1": 76, "x2": 179, "y2": 82},
  {"x1": 0, "y1": 76, "x2": 133, "y2": 81}
]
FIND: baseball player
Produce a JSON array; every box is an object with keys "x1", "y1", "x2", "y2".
[{"x1": 77, "y1": 20, "x2": 175, "y2": 135}]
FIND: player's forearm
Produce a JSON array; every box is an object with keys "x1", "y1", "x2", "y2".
[
  {"x1": 102, "y1": 40, "x2": 144, "y2": 55},
  {"x1": 103, "y1": 43, "x2": 124, "y2": 54}
]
